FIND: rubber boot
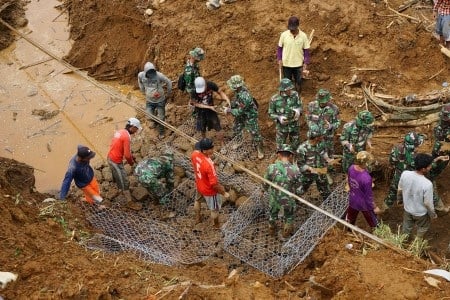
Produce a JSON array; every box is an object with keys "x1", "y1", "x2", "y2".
[
  {"x1": 268, "y1": 222, "x2": 277, "y2": 237},
  {"x1": 194, "y1": 200, "x2": 202, "y2": 224},
  {"x1": 256, "y1": 142, "x2": 264, "y2": 160},
  {"x1": 282, "y1": 223, "x2": 293, "y2": 238},
  {"x1": 124, "y1": 190, "x2": 142, "y2": 211}
]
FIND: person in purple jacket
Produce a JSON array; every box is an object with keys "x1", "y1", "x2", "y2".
[{"x1": 346, "y1": 151, "x2": 380, "y2": 230}]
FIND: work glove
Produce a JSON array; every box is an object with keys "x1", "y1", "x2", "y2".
[
  {"x1": 292, "y1": 108, "x2": 301, "y2": 119},
  {"x1": 277, "y1": 115, "x2": 288, "y2": 125},
  {"x1": 346, "y1": 143, "x2": 354, "y2": 153}
]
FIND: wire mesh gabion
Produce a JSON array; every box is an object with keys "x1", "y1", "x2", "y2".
[
  {"x1": 79, "y1": 116, "x2": 349, "y2": 277},
  {"x1": 222, "y1": 176, "x2": 348, "y2": 278}
]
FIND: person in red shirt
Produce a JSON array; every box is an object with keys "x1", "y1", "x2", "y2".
[
  {"x1": 191, "y1": 138, "x2": 229, "y2": 228},
  {"x1": 107, "y1": 117, "x2": 142, "y2": 210}
]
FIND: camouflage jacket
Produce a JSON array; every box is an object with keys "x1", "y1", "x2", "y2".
[
  {"x1": 183, "y1": 60, "x2": 201, "y2": 93},
  {"x1": 264, "y1": 160, "x2": 302, "y2": 200},
  {"x1": 432, "y1": 122, "x2": 450, "y2": 157},
  {"x1": 230, "y1": 87, "x2": 258, "y2": 120},
  {"x1": 306, "y1": 100, "x2": 340, "y2": 136},
  {"x1": 134, "y1": 158, "x2": 174, "y2": 189},
  {"x1": 340, "y1": 120, "x2": 373, "y2": 152},
  {"x1": 268, "y1": 91, "x2": 302, "y2": 131},
  {"x1": 389, "y1": 143, "x2": 415, "y2": 171},
  {"x1": 296, "y1": 140, "x2": 329, "y2": 172}
]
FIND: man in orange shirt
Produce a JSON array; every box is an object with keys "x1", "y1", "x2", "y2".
[
  {"x1": 107, "y1": 117, "x2": 142, "y2": 210},
  {"x1": 191, "y1": 138, "x2": 229, "y2": 228}
]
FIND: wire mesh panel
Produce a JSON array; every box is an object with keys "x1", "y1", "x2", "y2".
[{"x1": 222, "y1": 176, "x2": 348, "y2": 277}]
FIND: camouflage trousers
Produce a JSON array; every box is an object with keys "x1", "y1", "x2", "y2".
[
  {"x1": 323, "y1": 135, "x2": 335, "y2": 158},
  {"x1": 269, "y1": 196, "x2": 296, "y2": 225},
  {"x1": 384, "y1": 168, "x2": 402, "y2": 207},
  {"x1": 341, "y1": 150, "x2": 356, "y2": 173},
  {"x1": 141, "y1": 178, "x2": 171, "y2": 204},
  {"x1": 276, "y1": 126, "x2": 300, "y2": 151},
  {"x1": 299, "y1": 173, "x2": 331, "y2": 201},
  {"x1": 233, "y1": 116, "x2": 262, "y2": 143}
]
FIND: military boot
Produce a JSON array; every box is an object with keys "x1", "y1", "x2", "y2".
[
  {"x1": 282, "y1": 224, "x2": 293, "y2": 238},
  {"x1": 256, "y1": 143, "x2": 264, "y2": 159},
  {"x1": 268, "y1": 222, "x2": 277, "y2": 237}
]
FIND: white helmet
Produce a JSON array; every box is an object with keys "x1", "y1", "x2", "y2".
[
  {"x1": 194, "y1": 77, "x2": 206, "y2": 93},
  {"x1": 127, "y1": 117, "x2": 142, "y2": 129}
]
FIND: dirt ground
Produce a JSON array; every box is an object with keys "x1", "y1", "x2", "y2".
[{"x1": 1, "y1": 0, "x2": 450, "y2": 299}]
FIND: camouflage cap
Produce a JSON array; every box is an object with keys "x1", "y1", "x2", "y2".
[
  {"x1": 355, "y1": 151, "x2": 374, "y2": 167},
  {"x1": 276, "y1": 144, "x2": 294, "y2": 155},
  {"x1": 441, "y1": 103, "x2": 450, "y2": 122},
  {"x1": 404, "y1": 132, "x2": 424, "y2": 147},
  {"x1": 307, "y1": 124, "x2": 323, "y2": 139},
  {"x1": 279, "y1": 78, "x2": 294, "y2": 91},
  {"x1": 316, "y1": 88, "x2": 331, "y2": 104},
  {"x1": 189, "y1": 47, "x2": 205, "y2": 61},
  {"x1": 227, "y1": 75, "x2": 245, "y2": 91},
  {"x1": 356, "y1": 110, "x2": 374, "y2": 126}
]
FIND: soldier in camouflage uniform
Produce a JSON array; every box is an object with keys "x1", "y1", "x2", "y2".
[
  {"x1": 224, "y1": 75, "x2": 264, "y2": 159},
  {"x1": 268, "y1": 78, "x2": 303, "y2": 151},
  {"x1": 134, "y1": 151, "x2": 174, "y2": 204},
  {"x1": 340, "y1": 110, "x2": 374, "y2": 173},
  {"x1": 384, "y1": 132, "x2": 424, "y2": 208},
  {"x1": 264, "y1": 144, "x2": 302, "y2": 238},
  {"x1": 428, "y1": 103, "x2": 450, "y2": 213},
  {"x1": 306, "y1": 88, "x2": 340, "y2": 158},
  {"x1": 296, "y1": 124, "x2": 335, "y2": 201},
  {"x1": 183, "y1": 47, "x2": 205, "y2": 95}
]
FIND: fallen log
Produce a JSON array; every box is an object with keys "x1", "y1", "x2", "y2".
[
  {"x1": 363, "y1": 86, "x2": 444, "y2": 113},
  {"x1": 375, "y1": 112, "x2": 440, "y2": 127}
]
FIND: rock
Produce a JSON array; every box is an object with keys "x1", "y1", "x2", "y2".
[
  {"x1": 228, "y1": 189, "x2": 237, "y2": 203},
  {"x1": 145, "y1": 9, "x2": 154, "y2": 16},
  {"x1": 174, "y1": 166, "x2": 185, "y2": 178},
  {"x1": 235, "y1": 196, "x2": 248, "y2": 207},
  {"x1": 131, "y1": 186, "x2": 148, "y2": 201}
]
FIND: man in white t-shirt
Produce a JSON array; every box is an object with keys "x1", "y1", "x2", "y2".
[{"x1": 398, "y1": 153, "x2": 436, "y2": 239}]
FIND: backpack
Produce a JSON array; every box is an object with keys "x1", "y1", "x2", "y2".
[{"x1": 178, "y1": 74, "x2": 186, "y2": 91}]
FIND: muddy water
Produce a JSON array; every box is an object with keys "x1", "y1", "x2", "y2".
[{"x1": 0, "y1": 0, "x2": 139, "y2": 193}]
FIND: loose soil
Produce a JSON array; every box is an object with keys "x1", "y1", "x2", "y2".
[{"x1": 1, "y1": 0, "x2": 450, "y2": 299}]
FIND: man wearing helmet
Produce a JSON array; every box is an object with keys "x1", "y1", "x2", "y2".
[
  {"x1": 190, "y1": 77, "x2": 230, "y2": 146},
  {"x1": 306, "y1": 88, "x2": 341, "y2": 159},
  {"x1": 264, "y1": 144, "x2": 302, "y2": 238},
  {"x1": 268, "y1": 78, "x2": 303, "y2": 151},
  {"x1": 346, "y1": 151, "x2": 380, "y2": 231},
  {"x1": 297, "y1": 124, "x2": 336, "y2": 201},
  {"x1": 224, "y1": 75, "x2": 264, "y2": 159},
  {"x1": 340, "y1": 110, "x2": 374, "y2": 173},
  {"x1": 107, "y1": 117, "x2": 143, "y2": 210},
  {"x1": 429, "y1": 103, "x2": 450, "y2": 180},
  {"x1": 428, "y1": 103, "x2": 450, "y2": 213},
  {"x1": 134, "y1": 151, "x2": 174, "y2": 204},
  {"x1": 384, "y1": 132, "x2": 424, "y2": 208},
  {"x1": 182, "y1": 47, "x2": 205, "y2": 95}
]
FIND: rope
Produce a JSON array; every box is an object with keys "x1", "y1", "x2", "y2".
[{"x1": 0, "y1": 18, "x2": 408, "y2": 255}]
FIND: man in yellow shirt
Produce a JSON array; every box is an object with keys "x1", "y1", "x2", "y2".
[{"x1": 277, "y1": 16, "x2": 311, "y2": 92}]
